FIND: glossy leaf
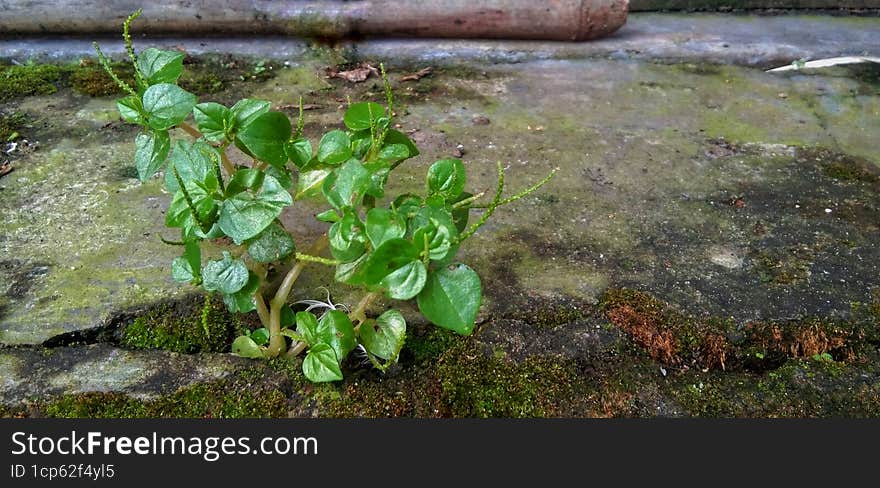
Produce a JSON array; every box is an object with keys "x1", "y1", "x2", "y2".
[
  {"x1": 315, "y1": 209, "x2": 340, "y2": 223},
  {"x1": 317, "y1": 130, "x2": 352, "y2": 165},
  {"x1": 365, "y1": 207, "x2": 406, "y2": 248},
  {"x1": 235, "y1": 111, "x2": 291, "y2": 168},
  {"x1": 193, "y1": 102, "x2": 232, "y2": 143},
  {"x1": 285, "y1": 138, "x2": 313, "y2": 168},
  {"x1": 224, "y1": 168, "x2": 264, "y2": 197},
  {"x1": 380, "y1": 260, "x2": 427, "y2": 300},
  {"x1": 202, "y1": 251, "x2": 250, "y2": 294},
  {"x1": 413, "y1": 221, "x2": 453, "y2": 261},
  {"x1": 417, "y1": 263, "x2": 482, "y2": 335},
  {"x1": 250, "y1": 328, "x2": 270, "y2": 346},
  {"x1": 350, "y1": 238, "x2": 419, "y2": 286},
  {"x1": 302, "y1": 343, "x2": 342, "y2": 382},
  {"x1": 426, "y1": 158, "x2": 466, "y2": 200},
  {"x1": 317, "y1": 310, "x2": 357, "y2": 363},
  {"x1": 171, "y1": 241, "x2": 201, "y2": 284},
  {"x1": 232, "y1": 335, "x2": 265, "y2": 359},
  {"x1": 134, "y1": 130, "x2": 170, "y2": 182},
  {"x1": 383, "y1": 129, "x2": 419, "y2": 159},
  {"x1": 117, "y1": 95, "x2": 145, "y2": 125},
  {"x1": 335, "y1": 253, "x2": 368, "y2": 285},
  {"x1": 142, "y1": 83, "x2": 197, "y2": 131},
  {"x1": 247, "y1": 221, "x2": 295, "y2": 263},
  {"x1": 360, "y1": 309, "x2": 406, "y2": 361},
  {"x1": 295, "y1": 168, "x2": 331, "y2": 200},
  {"x1": 165, "y1": 181, "x2": 217, "y2": 230},
  {"x1": 344, "y1": 102, "x2": 386, "y2": 131},
  {"x1": 378, "y1": 143, "x2": 409, "y2": 161},
  {"x1": 295, "y1": 311, "x2": 320, "y2": 347},
  {"x1": 323, "y1": 159, "x2": 370, "y2": 210},
  {"x1": 218, "y1": 175, "x2": 293, "y2": 244},
  {"x1": 137, "y1": 48, "x2": 185, "y2": 85},
  {"x1": 222, "y1": 271, "x2": 260, "y2": 314},
  {"x1": 363, "y1": 160, "x2": 391, "y2": 199},
  {"x1": 230, "y1": 98, "x2": 271, "y2": 129},
  {"x1": 328, "y1": 210, "x2": 366, "y2": 263},
  {"x1": 164, "y1": 139, "x2": 217, "y2": 193}
]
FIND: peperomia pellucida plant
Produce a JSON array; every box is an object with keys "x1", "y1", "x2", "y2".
[{"x1": 94, "y1": 10, "x2": 555, "y2": 382}]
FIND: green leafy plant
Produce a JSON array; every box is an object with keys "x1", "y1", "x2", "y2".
[{"x1": 95, "y1": 11, "x2": 555, "y2": 382}]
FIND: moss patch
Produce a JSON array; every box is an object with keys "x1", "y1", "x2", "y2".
[
  {"x1": 0, "y1": 64, "x2": 63, "y2": 101},
  {"x1": 119, "y1": 294, "x2": 249, "y2": 354},
  {"x1": 70, "y1": 62, "x2": 136, "y2": 97},
  {"x1": 0, "y1": 111, "x2": 27, "y2": 141}
]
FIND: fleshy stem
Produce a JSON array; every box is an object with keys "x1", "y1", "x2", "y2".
[
  {"x1": 468, "y1": 167, "x2": 558, "y2": 209},
  {"x1": 92, "y1": 42, "x2": 137, "y2": 97},
  {"x1": 265, "y1": 236, "x2": 329, "y2": 357},
  {"x1": 123, "y1": 9, "x2": 146, "y2": 89},
  {"x1": 351, "y1": 292, "x2": 380, "y2": 332},
  {"x1": 455, "y1": 161, "x2": 505, "y2": 244}
]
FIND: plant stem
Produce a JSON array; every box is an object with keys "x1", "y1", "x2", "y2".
[
  {"x1": 468, "y1": 167, "x2": 557, "y2": 209},
  {"x1": 254, "y1": 292, "x2": 270, "y2": 328},
  {"x1": 285, "y1": 341, "x2": 307, "y2": 359},
  {"x1": 351, "y1": 292, "x2": 380, "y2": 332},
  {"x1": 452, "y1": 190, "x2": 487, "y2": 209}
]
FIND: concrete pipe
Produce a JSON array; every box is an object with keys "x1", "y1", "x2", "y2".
[{"x1": 0, "y1": 0, "x2": 629, "y2": 41}]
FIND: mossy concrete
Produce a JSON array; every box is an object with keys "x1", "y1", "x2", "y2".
[{"x1": 1, "y1": 24, "x2": 879, "y2": 416}]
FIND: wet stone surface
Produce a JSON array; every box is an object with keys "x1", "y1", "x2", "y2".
[{"x1": 1, "y1": 25, "x2": 879, "y2": 415}]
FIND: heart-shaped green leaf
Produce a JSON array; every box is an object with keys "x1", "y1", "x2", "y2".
[
  {"x1": 230, "y1": 99, "x2": 271, "y2": 129},
  {"x1": 417, "y1": 264, "x2": 482, "y2": 335},
  {"x1": 202, "y1": 252, "x2": 249, "y2": 294},
  {"x1": 317, "y1": 130, "x2": 352, "y2": 165},
  {"x1": 137, "y1": 48, "x2": 185, "y2": 85},
  {"x1": 232, "y1": 335, "x2": 264, "y2": 358},
  {"x1": 383, "y1": 129, "x2": 419, "y2": 159},
  {"x1": 344, "y1": 102, "x2": 386, "y2": 131},
  {"x1": 286, "y1": 138, "x2": 313, "y2": 168},
  {"x1": 365, "y1": 207, "x2": 406, "y2": 249},
  {"x1": 426, "y1": 158, "x2": 466, "y2": 200},
  {"x1": 295, "y1": 168, "x2": 331, "y2": 200},
  {"x1": 323, "y1": 159, "x2": 370, "y2": 210},
  {"x1": 247, "y1": 221, "x2": 295, "y2": 263},
  {"x1": 164, "y1": 139, "x2": 217, "y2": 193},
  {"x1": 134, "y1": 130, "x2": 170, "y2": 182},
  {"x1": 317, "y1": 310, "x2": 356, "y2": 363},
  {"x1": 235, "y1": 111, "x2": 291, "y2": 169},
  {"x1": 380, "y1": 260, "x2": 427, "y2": 300},
  {"x1": 171, "y1": 241, "x2": 201, "y2": 284},
  {"x1": 142, "y1": 83, "x2": 197, "y2": 131},
  {"x1": 117, "y1": 95, "x2": 145, "y2": 125},
  {"x1": 218, "y1": 175, "x2": 292, "y2": 244},
  {"x1": 350, "y1": 238, "x2": 419, "y2": 287},
  {"x1": 360, "y1": 309, "x2": 406, "y2": 361},
  {"x1": 302, "y1": 343, "x2": 342, "y2": 382},
  {"x1": 221, "y1": 271, "x2": 260, "y2": 314},
  {"x1": 193, "y1": 102, "x2": 232, "y2": 143},
  {"x1": 296, "y1": 311, "x2": 320, "y2": 347}
]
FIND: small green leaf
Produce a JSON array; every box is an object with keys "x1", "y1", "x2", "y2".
[
  {"x1": 202, "y1": 251, "x2": 249, "y2": 294},
  {"x1": 250, "y1": 328, "x2": 270, "y2": 346},
  {"x1": 117, "y1": 95, "x2": 145, "y2": 125},
  {"x1": 363, "y1": 160, "x2": 391, "y2": 199},
  {"x1": 164, "y1": 139, "x2": 217, "y2": 193},
  {"x1": 296, "y1": 311, "x2": 320, "y2": 347},
  {"x1": 235, "y1": 111, "x2": 291, "y2": 169},
  {"x1": 232, "y1": 335, "x2": 265, "y2": 358},
  {"x1": 280, "y1": 305, "x2": 296, "y2": 328},
  {"x1": 380, "y1": 260, "x2": 427, "y2": 300},
  {"x1": 224, "y1": 168, "x2": 265, "y2": 197},
  {"x1": 221, "y1": 271, "x2": 260, "y2": 313},
  {"x1": 317, "y1": 130, "x2": 352, "y2": 165},
  {"x1": 393, "y1": 194, "x2": 423, "y2": 221},
  {"x1": 328, "y1": 210, "x2": 366, "y2": 263},
  {"x1": 351, "y1": 238, "x2": 419, "y2": 286},
  {"x1": 427, "y1": 158, "x2": 466, "y2": 200},
  {"x1": 365, "y1": 207, "x2": 405, "y2": 248},
  {"x1": 413, "y1": 221, "x2": 453, "y2": 261},
  {"x1": 378, "y1": 143, "x2": 409, "y2": 161},
  {"x1": 417, "y1": 263, "x2": 482, "y2": 335},
  {"x1": 230, "y1": 99, "x2": 271, "y2": 129},
  {"x1": 335, "y1": 253, "x2": 368, "y2": 285},
  {"x1": 323, "y1": 159, "x2": 371, "y2": 210},
  {"x1": 315, "y1": 209, "x2": 340, "y2": 223},
  {"x1": 247, "y1": 221, "x2": 295, "y2": 263},
  {"x1": 266, "y1": 164, "x2": 293, "y2": 189},
  {"x1": 302, "y1": 343, "x2": 343, "y2": 382},
  {"x1": 360, "y1": 309, "x2": 406, "y2": 361},
  {"x1": 142, "y1": 83, "x2": 197, "y2": 131},
  {"x1": 285, "y1": 138, "x2": 313, "y2": 168},
  {"x1": 344, "y1": 102, "x2": 386, "y2": 131},
  {"x1": 317, "y1": 310, "x2": 357, "y2": 362},
  {"x1": 383, "y1": 129, "x2": 419, "y2": 159},
  {"x1": 137, "y1": 48, "x2": 185, "y2": 85},
  {"x1": 218, "y1": 175, "x2": 293, "y2": 244},
  {"x1": 295, "y1": 168, "x2": 332, "y2": 200},
  {"x1": 171, "y1": 241, "x2": 201, "y2": 283},
  {"x1": 193, "y1": 102, "x2": 232, "y2": 143},
  {"x1": 134, "y1": 130, "x2": 170, "y2": 182}
]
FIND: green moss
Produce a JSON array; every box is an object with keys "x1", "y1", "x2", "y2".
[
  {"x1": 503, "y1": 297, "x2": 585, "y2": 329},
  {"x1": 435, "y1": 342, "x2": 579, "y2": 417},
  {"x1": 752, "y1": 247, "x2": 814, "y2": 286},
  {"x1": 70, "y1": 63, "x2": 136, "y2": 97},
  {"x1": 179, "y1": 70, "x2": 224, "y2": 95},
  {"x1": 42, "y1": 366, "x2": 289, "y2": 418},
  {"x1": 404, "y1": 326, "x2": 460, "y2": 364},
  {"x1": 0, "y1": 63, "x2": 63, "y2": 101},
  {"x1": 120, "y1": 294, "x2": 245, "y2": 354}
]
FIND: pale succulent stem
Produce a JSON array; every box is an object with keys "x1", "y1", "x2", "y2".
[
  {"x1": 254, "y1": 292, "x2": 270, "y2": 329},
  {"x1": 265, "y1": 236, "x2": 330, "y2": 358},
  {"x1": 351, "y1": 292, "x2": 380, "y2": 333}
]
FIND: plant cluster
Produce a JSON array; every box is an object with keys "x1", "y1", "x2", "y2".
[{"x1": 96, "y1": 11, "x2": 554, "y2": 382}]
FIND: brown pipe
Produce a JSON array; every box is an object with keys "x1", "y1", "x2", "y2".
[{"x1": 0, "y1": 0, "x2": 628, "y2": 41}]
